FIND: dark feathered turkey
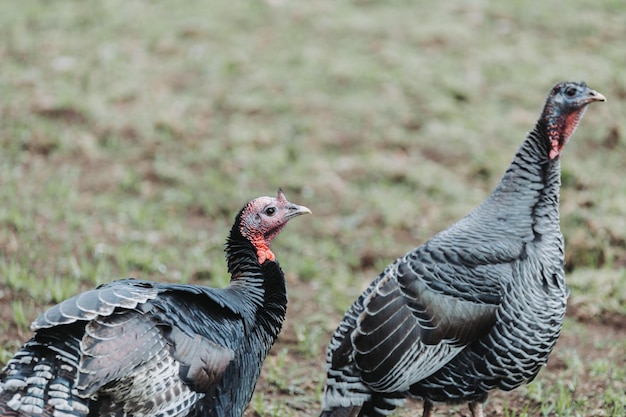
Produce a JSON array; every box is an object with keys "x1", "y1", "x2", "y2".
[
  {"x1": 0, "y1": 190, "x2": 310, "y2": 417},
  {"x1": 320, "y1": 82, "x2": 605, "y2": 417}
]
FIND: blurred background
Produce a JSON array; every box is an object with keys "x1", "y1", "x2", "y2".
[{"x1": 1, "y1": 1, "x2": 624, "y2": 416}]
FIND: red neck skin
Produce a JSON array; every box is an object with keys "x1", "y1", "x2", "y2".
[
  {"x1": 546, "y1": 107, "x2": 587, "y2": 160},
  {"x1": 241, "y1": 223, "x2": 285, "y2": 265},
  {"x1": 251, "y1": 237, "x2": 275, "y2": 264}
]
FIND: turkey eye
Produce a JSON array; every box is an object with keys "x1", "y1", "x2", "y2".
[
  {"x1": 565, "y1": 87, "x2": 577, "y2": 97},
  {"x1": 265, "y1": 207, "x2": 276, "y2": 216}
]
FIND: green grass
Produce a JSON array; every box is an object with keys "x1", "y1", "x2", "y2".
[{"x1": 1, "y1": 1, "x2": 625, "y2": 416}]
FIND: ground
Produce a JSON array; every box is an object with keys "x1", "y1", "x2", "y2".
[{"x1": 1, "y1": 1, "x2": 626, "y2": 416}]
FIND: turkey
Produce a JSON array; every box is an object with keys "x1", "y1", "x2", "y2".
[
  {"x1": 0, "y1": 190, "x2": 310, "y2": 417},
  {"x1": 320, "y1": 81, "x2": 605, "y2": 417}
]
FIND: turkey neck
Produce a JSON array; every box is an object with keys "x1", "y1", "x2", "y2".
[
  {"x1": 225, "y1": 227, "x2": 288, "y2": 339},
  {"x1": 482, "y1": 118, "x2": 562, "y2": 243}
]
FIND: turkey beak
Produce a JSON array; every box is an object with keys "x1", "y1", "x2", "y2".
[
  {"x1": 285, "y1": 204, "x2": 312, "y2": 219},
  {"x1": 583, "y1": 88, "x2": 606, "y2": 104}
]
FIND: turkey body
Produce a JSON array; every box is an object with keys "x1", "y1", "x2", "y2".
[
  {"x1": 0, "y1": 191, "x2": 310, "y2": 417},
  {"x1": 320, "y1": 82, "x2": 605, "y2": 417}
]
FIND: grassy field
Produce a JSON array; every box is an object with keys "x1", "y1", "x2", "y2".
[{"x1": 1, "y1": 1, "x2": 625, "y2": 416}]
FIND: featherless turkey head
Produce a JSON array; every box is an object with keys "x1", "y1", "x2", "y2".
[
  {"x1": 238, "y1": 189, "x2": 311, "y2": 264},
  {"x1": 542, "y1": 81, "x2": 605, "y2": 160}
]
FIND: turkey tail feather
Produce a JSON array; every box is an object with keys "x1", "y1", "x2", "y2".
[{"x1": 0, "y1": 331, "x2": 90, "y2": 417}]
